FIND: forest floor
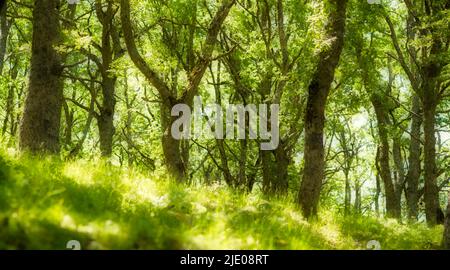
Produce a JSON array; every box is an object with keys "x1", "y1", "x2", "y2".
[{"x1": 0, "y1": 148, "x2": 444, "y2": 250}]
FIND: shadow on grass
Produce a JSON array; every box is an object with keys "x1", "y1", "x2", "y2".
[
  {"x1": 0, "y1": 215, "x2": 92, "y2": 250},
  {"x1": 46, "y1": 176, "x2": 192, "y2": 249},
  {"x1": 337, "y1": 215, "x2": 443, "y2": 250},
  {"x1": 0, "y1": 153, "x2": 442, "y2": 250},
  {"x1": 0, "y1": 155, "x2": 198, "y2": 249},
  {"x1": 0, "y1": 156, "x2": 334, "y2": 250},
  {"x1": 224, "y1": 203, "x2": 332, "y2": 249}
]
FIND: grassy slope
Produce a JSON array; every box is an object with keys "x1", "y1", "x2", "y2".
[{"x1": 0, "y1": 149, "x2": 443, "y2": 250}]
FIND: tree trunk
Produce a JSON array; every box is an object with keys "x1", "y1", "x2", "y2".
[
  {"x1": 418, "y1": 0, "x2": 448, "y2": 226},
  {"x1": 212, "y1": 70, "x2": 234, "y2": 187},
  {"x1": 422, "y1": 57, "x2": 440, "y2": 225},
  {"x1": 2, "y1": 60, "x2": 18, "y2": 137},
  {"x1": 98, "y1": 77, "x2": 116, "y2": 157},
  {"x1": 337, "y1": 127, "x2": 353, "y2": 216},
  {"x1": 238, "y1": 139, "x2": 247, "y2": 187},
  {"x1": 62, "y1": 100, "x2": 74, "y2": 148},
  {"x1": 443, "y1": 191, "x2": 450, "y2": 249},
  {"x1": 262, "y1": 146, "x2": 289, "y2": 194},
  {"x1": 393, "y1": 136, "x2": 405, "y2": 217},
  {"x1": 298, "y1": 0, "x2": 347, "y2": 218},
  {"x1": 0, "y1": 0, "x2": 9, "y2": 74},
  {"x1": 161, "y1": 98, "x2": 188, "y2": 182},
  {"x1": 273, "y1": 144, "x2": 289, "y2": 193},
  {"x1": 123, "y1": 79, "x2": 136, "y2": 166},
  {"x1": 96, "y1": 1, "x2": 119, "y2": 158},
  {"x1": 2, "y1": 83, "x2": 14, "y2": 136},
  {"x1": 344, "y1": 170, "x2": 351, "y2": 216},
  {"x1": 375, "y1": 162, "x2": 381, "y2": 216},
  {"x1": 406, "y1": 94, "x2": 422, "y2": 221},
  {"x1": 19, "y1": 0, "x2": 63, "y2": 154},
  {"x1": 217, "y1": 138, "x2": 234, "y2": 186},
  {"x1": 372, "y1": 95, "x2": 401, "y2": 218},
  {"x1": 261, "y1": 150, "x2": 272, "y2": 193},
  {"x1": 12, "y1": 84, "x2": 24, "y2": 137},
  {"x1": 423, "y1": 98, "x2": 439, "y2": 225},
  {"x1": 404, "y1": 20, "x2": 421, "y2": 221},
  {"x1": 354, "y1": 182, "x2": 362, "y2": 215}
]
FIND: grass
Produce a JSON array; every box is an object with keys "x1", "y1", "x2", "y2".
[{"x1": 0, "y1": 148, "x2": 444, "y2": 250}]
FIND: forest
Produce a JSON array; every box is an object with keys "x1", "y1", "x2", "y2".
[{"x1": 0, "y1": 0, "x2": 449, "y2": 250}]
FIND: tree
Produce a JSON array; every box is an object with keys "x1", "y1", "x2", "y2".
[
  {"x1": 0, "y1": 0, "x2": 10, "y2": 74},
  {"x1": 405, "y1": 94, "x2": 422, "y2": 221},
  {"x1": 418, "y1": 2, "x2": 450, "y2": 225},
  {"x1": 385, "y1": 0, "x2": 450, "y2": 225},
  {"x1": 120, "y1": 0, "x2": 236, "y2": 181},
  {"x1": 363, "y1": 55, "x2": 401, "y2": 219},
  {"x1": 216, "y1": 0, "x2": 307, "y2": 193},
  {"x1": 298, "y1": 0, "x2": 348, "y2": 218},
  {"x1": 334, "y1": 119, "x2": 363, "y2": 216},
  {"x1": 444, "y1": 190, "x2": 450, "y2": 249},
  {"x1": 19, "y1": 0, "x2": 63, "y2": 154},
  {"x1": 94, "y1": 0, "x2": 124, "y2": 157}
]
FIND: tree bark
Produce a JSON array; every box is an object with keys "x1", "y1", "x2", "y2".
[
  {"x1": 98, "y1": 76, "x2": 116, "y2": 157},
  {"x1": 273, "y1": 143, "x2": 289, "y2": 193},
  {"x1": 217, "y1": 138, "x2": 234, "y2": 186},
  {"x1": 0, "y1": 0, "x2": 9, "y2": 74},
  {"x1": 212, "y1": 63, "x2": 234, "y2": 187},
  {"x1": 393, "y1": 136, "x2": 405, "y2": 216},
  {"x1": 238, "y1": 139, "x2": 247, "y2": 187},
  {"x1": 421, "y1": 26, "x2": 443, "y2": 225},
  {"x1": 372, "y1": 95, "x2": 401, "y2": 218},
  {"x1": 443, "y1": 190, "x2": 450, "y2": 249},
  {"x1": 375, "y1": 149, "x2": 381, "y2": 216},
  {"x1": 397, "y1": 0, "x2": 449, "y2": 226},
  {"x1": 62, "y1": 100, "x2": 74, "y2": 148},
  {"x1": 423, "y1": 97, "x2": 439, "y2": 225},
  {"x1": 403, "y1": 19, "x2": 421, "y2": 221},
  {"x1": 354, "y1": 182, "x2": 362, "y2": 215},
  {"x1": 344, "y1": 170, "x2": 351, "y2": 216},
  {"x1": 422, "y1": 42, "x2": 441, "y2": 225},
  {"x1": 261, "y1": 150, "x2": 272, "y2": 193},
  {"x1": 19, "y1": 0, "x2": 63, "y2": 154},
  {"x1": 160, "y1": 98, "x2": 187, "y2": 182},
  {"x1": 406, "y1": 94, "x2": 422, "y2": 221},
  {"x1": 96, "y1": 1, "x2": 121, "y2": 158},
  {"x1": 337, "y1": 127, "x2": 353, "y2": 216},
  {"x1": 2, "y1": 60, "x2": 18, "y2": 136},
  {"x1": 298, "y1": 0, "x2": 347, "y2": 218}
]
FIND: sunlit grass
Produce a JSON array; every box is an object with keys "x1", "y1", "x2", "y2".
[{"x1": 0, "y1": 151, "x2": 444, "y2": 250}]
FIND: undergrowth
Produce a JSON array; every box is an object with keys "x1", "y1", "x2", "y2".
[{"x1": 0, "y1": 149, "x2": 443, "y2": 250}]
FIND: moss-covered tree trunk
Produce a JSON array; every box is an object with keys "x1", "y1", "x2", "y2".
[
  {"x1": 372, "y1": 95, "x2": 401, "y2": 219},
  {"x1": 95, "y1": 1, "x2": 123, "y2": 158},
  {"x1": 423, "y1": 92, "x2": 439, "y2": 225},
  {"x1": 273, "y1": 144, "x2": 289, "y2": 192},
  {"x1": 298, "y1": 0, "x2": 347, "y2": 218},
  {"x1": 405, "y1": 94, "x2": 422, "y2": 221},
  {"x1": 421, "y1": 41, "x2": 442, "y2": 225},
  {"x1": 19, "y1": 0, "x2": 63, "y2": 154},
  {"x1": 413, "y1": 0, "x2": 448, "y2": 226},
  {"x1": 160, "y1": 97, "x2": 188, "y2": 182}
]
